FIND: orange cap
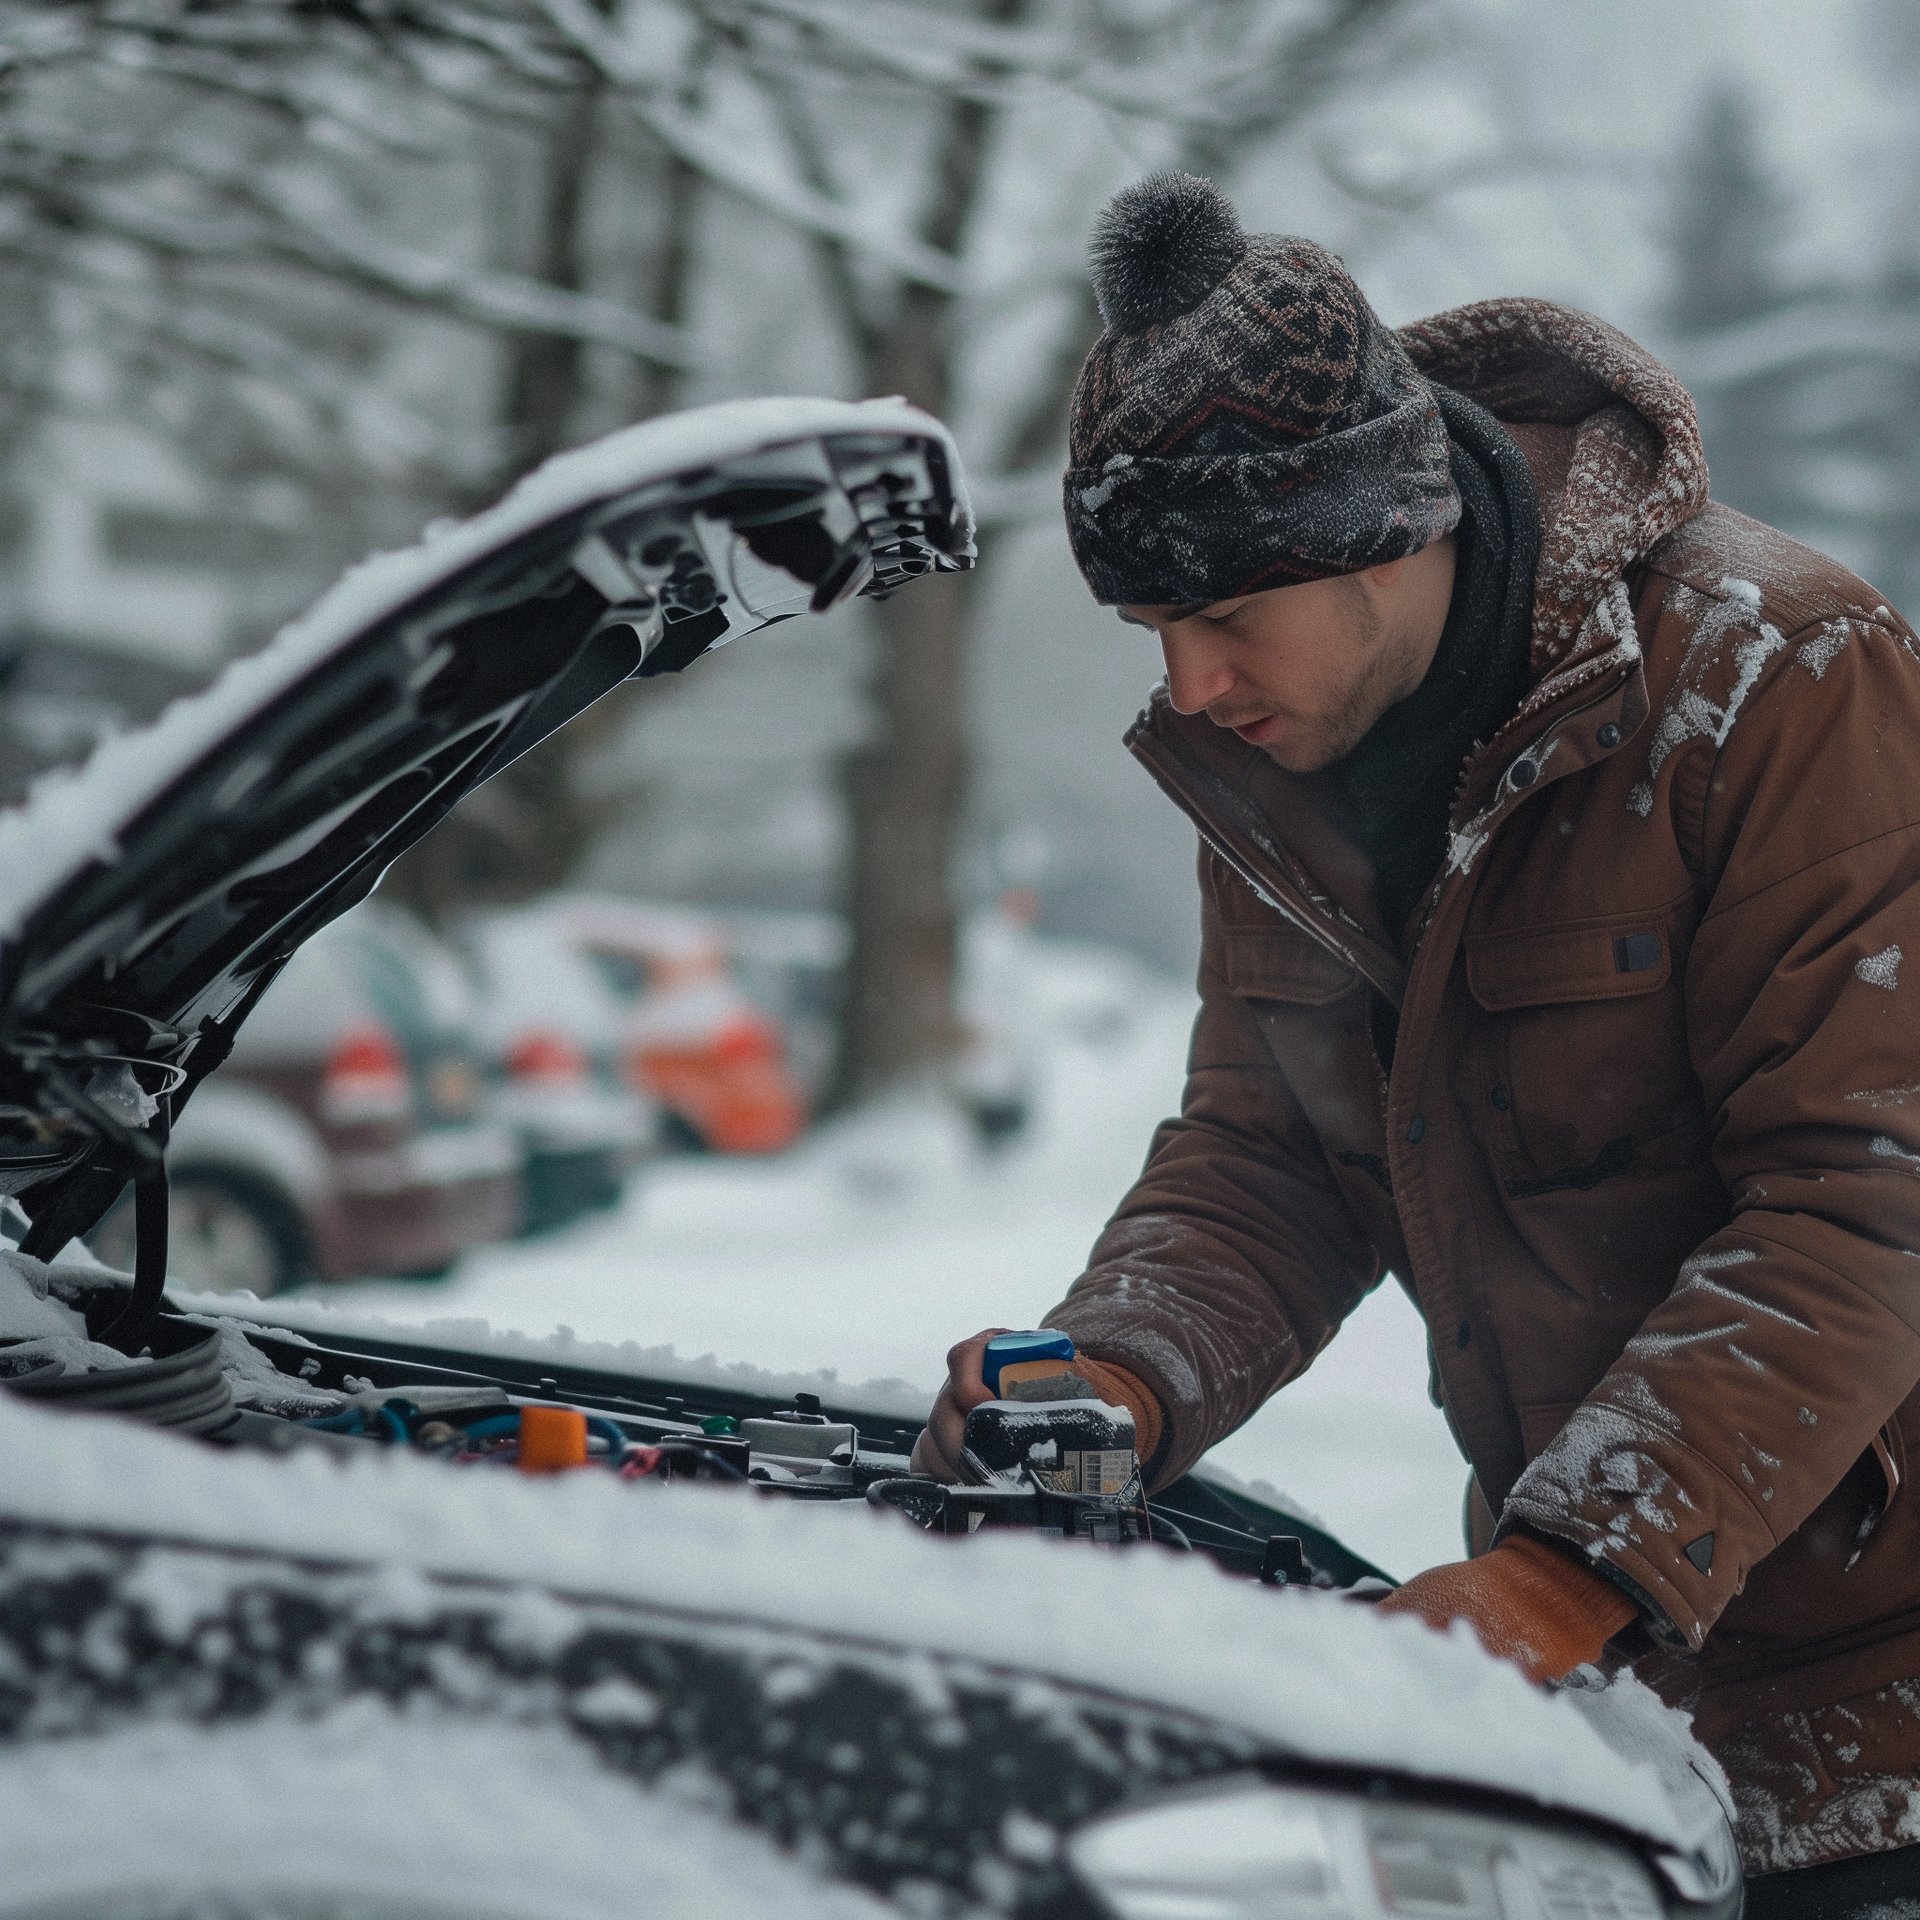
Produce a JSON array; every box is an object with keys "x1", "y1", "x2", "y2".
[{"x1": 517, "y1": 1404, "x2": 589, "y2": 1473}]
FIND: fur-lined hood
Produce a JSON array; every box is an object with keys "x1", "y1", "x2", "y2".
[{"x1": 1400, "y1": 298, "x2": 1710, "y2": 678}]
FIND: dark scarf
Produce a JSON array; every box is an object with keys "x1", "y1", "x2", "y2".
[{"x1": 1328, "y1": 385, "x2": 1540, "y2": 943}]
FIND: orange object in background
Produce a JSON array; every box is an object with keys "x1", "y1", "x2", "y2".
[
  {"x1": 628, "y1": 1010, "x2": 806, "y2": 1155},
  {"x1": 517, "y1": 1405, "x2": 589, "y2": 1473},
  {"x1": 535, "y1": 896, "x2": 813, "y2": 1157}
]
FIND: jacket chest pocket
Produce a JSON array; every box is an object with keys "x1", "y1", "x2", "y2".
[{"x1": 1465, "y1": 910, "x2": 1708, "y2": 1199}]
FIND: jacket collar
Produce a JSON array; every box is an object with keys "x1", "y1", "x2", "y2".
[
  {"x1": 1129, "y1": 302, "x2": 1700, "y2": 983},
  {"x1": 1398, "y1": 298, "x2": 1708, "y2": 687}
]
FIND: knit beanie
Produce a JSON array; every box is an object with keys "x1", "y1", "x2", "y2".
[{"x1": 1063, "y1": 173, "x2": 1460, "y2": 608}]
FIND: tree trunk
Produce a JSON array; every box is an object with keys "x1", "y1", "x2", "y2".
[
  {"x1": 821, "y1": 0, "x2": 1016, "y2": 1109},
  {"x1": 830, "y1": 561, "x2": 971, "y2": 1103}
]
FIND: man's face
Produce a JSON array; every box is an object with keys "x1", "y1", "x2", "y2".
[{"x1": 1119, "y1": 554, "x2": 1445, "y2": 774}]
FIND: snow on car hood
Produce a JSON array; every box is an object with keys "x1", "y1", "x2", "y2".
[
  {"x1": 0, "y1": 1384, "x2": 1710, "y2": 1861},
  {"x1": 0, "y1": 397, "x2": 963, "y2": 946},
  {"x1": 0, "y1": 1709, "x2": 893, "y2": 1920}
]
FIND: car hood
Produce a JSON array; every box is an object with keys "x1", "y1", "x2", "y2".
[
  {"x1": 0, "y1": 397, "x2": 970, "y2": 1245},
  {"x1": 0, "y1": 1371, "x2": 1730, "y2": 1880}
]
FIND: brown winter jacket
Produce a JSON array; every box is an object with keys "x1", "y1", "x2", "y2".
[{"x1": 1046, "y1": 298, "x2": 1920, "y2": 1875}]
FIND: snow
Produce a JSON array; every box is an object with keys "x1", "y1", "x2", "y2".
[
  {"x1": 195, "y1": 957, "x2": 1469, "y2": 1575},
  {"x1": 1849, "y1": 1082, "x2": 1920, "y2": 1109},
  {"x1": 1797, "y1": 621, "x2": 1851, "y2": 680},
  {"x1": 1857, "y1": 944, "x2": 1903, "y2": 990},
  {"x1": 1626, "y1": 578, "x2": 1787, "y2": 818},
  {"x1": 1871, "y1": 1135, "x2": 1920, "y2": 1172},
  {"x1": 1447, "y1": 735, "x2": 1563, "y2": 876},
  {"x1": 0, "y1": 1376, "x2": 1699, "y2": 1858},
  {"x1": 0, "y1": 1247, "x2": 136, "y2": 1378},
  {"x1": 0, "y1": 1709, "x2": 893, "y2": 1920},
  {"x1": 0, "y1": 396, "x2": 967, "y2": 940}
]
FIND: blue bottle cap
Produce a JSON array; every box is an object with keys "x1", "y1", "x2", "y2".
[{"x1": 982, "y1": 1329, "x2": 1075, "y2": 1396}]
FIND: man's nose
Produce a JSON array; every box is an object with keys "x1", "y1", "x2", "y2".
[{"x1": 1161, "y1": 627, "x2": 1236, "y2": 715}]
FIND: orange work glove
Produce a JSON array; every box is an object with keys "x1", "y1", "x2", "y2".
[
  {"x1": 1375, "y1": 1532, "x2": 1638, "y2": 1685},
  {"x1": 1060, "y1": 1355, "x2": 1164, "y2": 1468}
]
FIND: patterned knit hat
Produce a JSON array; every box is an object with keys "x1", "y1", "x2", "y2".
[{"x1": 1063, "y1": 173, "x2": 1460, "y2": 607}]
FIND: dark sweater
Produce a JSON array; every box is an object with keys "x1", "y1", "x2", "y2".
[{"x1": 1328, "y1": 386, "x2": 1541, "y2": 942}]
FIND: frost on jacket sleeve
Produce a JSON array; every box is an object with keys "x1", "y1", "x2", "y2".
[
  {"x1": 1045, "y1": 845, "x2": 1381, "y2": 1487},
  {"x1": 1504, "y1": 610, "x2": 1920, "y2": 1650}
]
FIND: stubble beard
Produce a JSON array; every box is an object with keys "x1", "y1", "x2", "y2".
[{"x1": 1262, "y1": 587, "x2": 1405, "y2": 773}]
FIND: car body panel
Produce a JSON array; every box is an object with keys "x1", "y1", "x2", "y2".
[{"x1": 0, "y1": 399, "x2": 971, "y2": 1262}]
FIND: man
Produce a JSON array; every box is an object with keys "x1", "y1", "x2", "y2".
[{"x1": 915, "y1": 172, "x2": 1920, "y2": 1912}]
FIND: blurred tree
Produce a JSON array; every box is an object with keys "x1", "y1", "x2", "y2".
[
  {"x1": 0, "y1": 0, "x2": 1427, "y2": 1110},
  {"x1": 1657, "y1": 68, "x2": 1920, "y2": 613},
  {"x1": 1658, "y1": 80, "x2": 1803, "y2": 534}
]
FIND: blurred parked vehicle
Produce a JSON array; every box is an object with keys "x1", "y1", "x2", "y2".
[
  {"x1": 90, "y1": 904, "x2": 521, "y2": 1296},
  {"x1": 713, "y1": 907, "x2": 848, "y2": 1105},
  {"x1": 539, "y1": 894, "x2": 808, "y2": 1156},
  {"x1": 459, "y1": 909, "x2": 658, "y2": 1236}
]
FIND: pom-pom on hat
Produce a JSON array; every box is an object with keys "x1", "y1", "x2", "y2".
[
  {"x1": 1089, "y1": 173, "x2": 1248, "y2": 331},
  {"x1": 1064, "y1": 172, "x2": 1460, "y2": 608}
]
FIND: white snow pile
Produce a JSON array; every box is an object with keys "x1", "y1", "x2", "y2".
[
  {"x1": 0, "y1": 1386, "x2": 1706, "y2": 1859},
  {"x1": 180, "y1": 1313, "x2": 347, "y2": 1418},
  {"x1": 199, "y1": 1293, "x2": 938, "y2": 1422},
  {"x1": 0, "y1": 1708, "x2": 893, "y2": 1920},
  {"x1": 0, "y1": 1248, "x2": 135, "y2": 1380},
  {"x1": 0, "y1": 396, "x2": 965, "y2": 940},
  {"x1": 1857, "y1": 943, "x2": 1903, "y2": 990}
]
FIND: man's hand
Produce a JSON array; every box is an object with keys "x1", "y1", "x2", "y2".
[
  {"x1": 910, "y1": 1328, "x2": 1011, "y2": 1480},
  {"x1": 910, "y1": 1330, "x2": 1166, "y2": 1481},
  {"x1": 1375, "y1": 1533, "x2": 1638, "y2": 1685}
]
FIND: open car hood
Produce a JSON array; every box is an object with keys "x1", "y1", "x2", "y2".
[{"x1": 0, "y1": 397, "x2": 971, "y2": 1254}]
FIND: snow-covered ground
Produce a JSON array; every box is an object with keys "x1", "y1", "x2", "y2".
[{"x1": 303, "y1": 942, "x2": 1466, "y2": 1577}]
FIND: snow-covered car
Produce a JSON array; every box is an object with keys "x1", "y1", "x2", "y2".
[
  {"x1": 0, "y1": 399, "x2": 1738, "y2": 1918},
  {"x1": 458, "y1": 905, "x2": 661, "y2": 1233},
  {"x1": 537, "y1": 892, "x2": 810, "y2": 1155},
  {"x1": 88, "y1": 903, "x2": 520, "y2": 1295}
]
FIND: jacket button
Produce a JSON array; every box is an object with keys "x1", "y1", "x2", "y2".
[
  {"x1": 1407, "y1": 1114, "x2": 1426, "y2": 1144},
  {"x1": 1598, "y1": 722, "x2": 1622, "y2": 749},
  {"x1": 1490, "y1": 1086, "x2": 1511, "y2": 1112},
  {"x1": 1510, "y1": 759, "x2": 1539, "y2": 789}
]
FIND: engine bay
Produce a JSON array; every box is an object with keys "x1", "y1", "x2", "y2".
[{"x1": 0, "y1": 1250, "x2": 1386, "y2": 1592}]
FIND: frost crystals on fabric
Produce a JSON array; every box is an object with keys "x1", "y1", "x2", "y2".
[
  {"x1": 1797, "y1": 622, "x2": 1851, "y2": 681},
  {"x1": 1627, "y1": 579, "x2": 1786, "y2": 818},
  {"x1": 1857, "y1": 945, "x2": 1903, "y2": 990},
  {"x1": 1848, "y1": 1082, "x2": 1920, "y2": 1109},
  {"x1": 1446, "y1": 737, "x2": 1562, "y2": 876}
]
